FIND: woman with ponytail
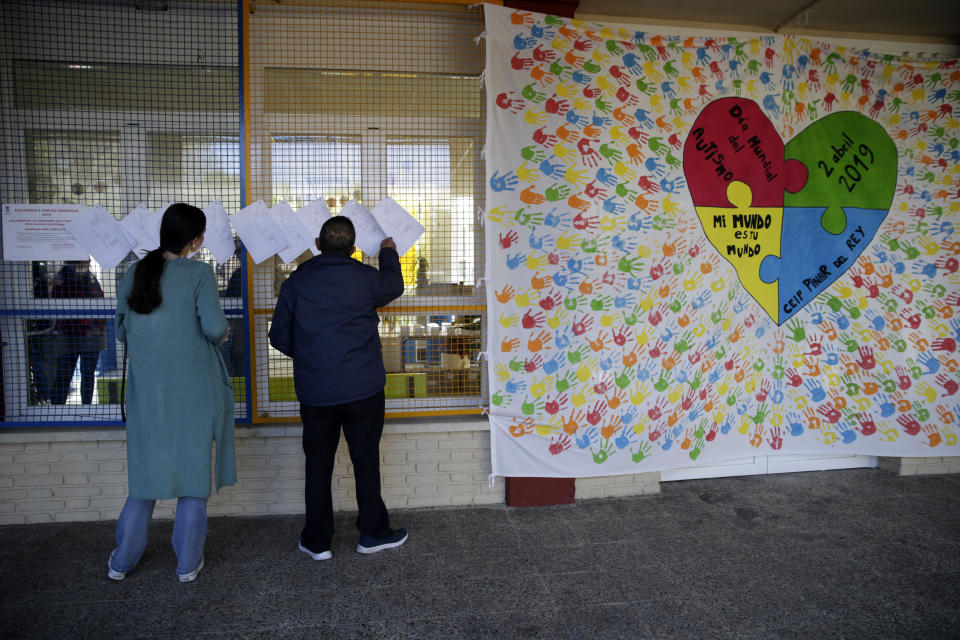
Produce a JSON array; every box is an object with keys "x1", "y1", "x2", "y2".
[{"x1": 108, "y1": 203, "x2": 236, "y2": 583}]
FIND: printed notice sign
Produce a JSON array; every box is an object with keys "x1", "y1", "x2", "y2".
[{"x1": 2, "y1": 204, "x2": 89, "y2": 261}]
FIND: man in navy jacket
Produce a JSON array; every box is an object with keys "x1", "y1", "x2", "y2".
[{"x1": 269, "y1": 216, "x2": 406, "y2": 558}]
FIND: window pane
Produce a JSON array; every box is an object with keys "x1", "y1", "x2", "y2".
[
  {"x1": 147, "y1": 134, "x2": 241, "y2": 213},
  {"x1": 387, "y1": 137, "x2": 477, "y2": 293},
  {"x1": 26, "y1": 131, "x2": 122, "y2": 211}
]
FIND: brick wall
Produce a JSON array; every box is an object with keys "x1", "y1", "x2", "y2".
[
  {"x1": 878, "y1": 456, "x2": 960, "y2": 476},
  {"x1": 0, "y1": 421, "x2": 661, "y2": 524}
]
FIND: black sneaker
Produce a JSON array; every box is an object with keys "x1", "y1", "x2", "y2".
[
  {"x1": 298, "y1": 539, "x2": 332, "y2": 560},
  {"x1": 356, "y1": 528, "x2": 408, "y2": 554}
]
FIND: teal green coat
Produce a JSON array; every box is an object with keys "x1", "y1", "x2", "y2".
[{"x1": 116, "y1": 257, "x2": 236, "y2": 499}]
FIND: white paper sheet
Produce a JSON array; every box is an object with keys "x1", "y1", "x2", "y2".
[
  {"x1": 230, "y1": 200, "x2": 288, "y2": 264},
  {"x1": 371, "y1": 196, "x2": 426, "y2": 257},
  {"x1": 2, "y1": 203, "x2": 89, "y2": 261},
  {"x1": 120, "y1": 204, "x2": 159, "y2": 257},
  {"x1": 339, "y1": 200, "x2": 386, "y2": 256},
  {"x1": 202, "y1": 201, "x2": 237, "y2": 264},
  {"x1": 269, "y1": 201, "x2": 315, "y2": 263},
  {"x1": 64, "y1": 205, "x2": 134, "y2": 270},
  {"x1": 297, "y1": 199, "x2": 333, "y2": 256}
]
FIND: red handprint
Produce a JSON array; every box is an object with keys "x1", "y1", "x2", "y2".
[
  {"x1": 548, "y1": 434, "x2": 572, "y2": 455},
  {"x1": 586, "y1": 400, "x2": 607, "y2": 426},
  {"x1": 897, "y1": 414, "x2": 922, "y2": 436}
]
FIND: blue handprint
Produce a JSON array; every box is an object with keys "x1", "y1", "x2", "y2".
[
  {"x1": 566, "y1": 257, "x2": 585, "y2": 275},
  {"x1": 592, "y1": 113, "x2": 612, "y2": 127},
  {"x1": 505, "y1": 253, "x2": 527, "y2": 270},
  {"x1": 876, "y1": 393, "x2": 896, "y2": 418},
  {"x1": 596, "y1": 167, "x2": 619, "y2": 187},
  {"x1": 917, "y1": 352, "x2": 940, "y2": 374},
  {"x1": 633, "y1": 108, "x2": 654, "y2": 129},
  {"x1": 540, "y1": 158, "x2": 564, "y2": 179},
  {"x1": 603, "y1": 197, "x2": 625, "y2": 214},
  {"x1": 543, "y1": 353, "x2": 562, "y2": 375},
  {"x1": 627, "y1": 212, "x2": 651, "y2": 231},
  {"x1": 504, "y1": 379, "x2": 526, "y2": 394},
  {"x1": 513, "y1": 34, "x2": 536, "y2": 50},
  {"x1": 804, "y1": 379, "x2": 826, "y2": 402},
  {"x1": 644, "y1": 157, "x2": 666, "y2": 177},
  {"x1": 490, "y1": 170, "x2": 519, "y2": 192},
  {"x1": 786, "y1": 411, "x2": 804, "y2": 437},
  {"x1": 575, "y1": 426, "x2": 599, "y2": 449},
  {"x1": 613, "y1": 293, "x2": 635, "y2": 309},
  {"x1": 659, "y1": 176, "x2": 686, "y2": 193},
  {"x1": 571, "y1": 70, "x2": 591, "y2": 85},
  {"x1": 761, "y1": 94, "x2": 781, "y2": 117},
  {"x1": 566, "y1": 109, "x2": 588, "y2": 127},
  {"x1": 611, "y1": 235, "x2": 637, "y2": 253},
  {"x1": 614, "y1": 425, "x2": 637, "y2": 450},
  {"x1": 837, "y1": 423, "x2": 857, "y2": 445},
  {"x1": 720, "y1": 416, "x2": 734, "y2": 435}
]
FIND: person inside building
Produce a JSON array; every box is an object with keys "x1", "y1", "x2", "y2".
[{"x1": 50, "y1": 259, "x2": 106, "y2": 405}]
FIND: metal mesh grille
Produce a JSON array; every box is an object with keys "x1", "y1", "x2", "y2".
[
  {"x1": 0, "y1": 0, "x2": 487, "y2": 426},
  {"x1": 247, "y1": 1, "x2": 486, "y2": 419},
  {"x1": 0, "y1": 1, "x2": 243, "y2": 425}
]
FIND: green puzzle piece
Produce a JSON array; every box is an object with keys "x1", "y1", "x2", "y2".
[{"x1": 785, "y1": 111, "x2": 898, "y2": 235}]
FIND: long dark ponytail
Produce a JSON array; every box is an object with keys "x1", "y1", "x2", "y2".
[{"x1": 127, "y1": 203, "x2": 206, "y2": 314}]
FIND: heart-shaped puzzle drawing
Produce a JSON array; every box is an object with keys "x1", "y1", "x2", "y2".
[{"x1": 682, "y1": 97, "x2": 897, "y2": 325}]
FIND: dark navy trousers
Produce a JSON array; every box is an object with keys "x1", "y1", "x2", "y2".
[{"x1": 299, "y1": 390, "x2": 390, "y2": 550}]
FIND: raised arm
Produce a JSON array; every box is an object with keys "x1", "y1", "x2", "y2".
[{"x1": 374, "y1": 238, "x2": 404, "y2": 307}]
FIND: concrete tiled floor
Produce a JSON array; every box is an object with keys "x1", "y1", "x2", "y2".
[{"x1": 2, "y1": 469, "x2": 959, "y2": 639}]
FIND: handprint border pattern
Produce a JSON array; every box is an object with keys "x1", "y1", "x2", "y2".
[{"x1": 483, "y1": 4, "x2": 960, "y2": 478}]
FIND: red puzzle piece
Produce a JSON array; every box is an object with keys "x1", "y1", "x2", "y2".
[{"x1": 683, "y1": 97, "x2": 807, "y2": 207}]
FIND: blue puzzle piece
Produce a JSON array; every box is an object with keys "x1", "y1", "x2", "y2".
[{"x1": 759, "y1": 206, "x2": 887, "y2": 324}]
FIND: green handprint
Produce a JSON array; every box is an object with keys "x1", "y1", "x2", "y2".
[
  {"x1": 635, "y1": 78, "x2": 655, "y2": 94},
  {"x1": 508, "y1": 357, "x2": 525, "y2": 372},
  {"x1": 564, "y1": 293, "x2": 584, "y2": 311},
  {"x1": 687, "y1": 370, "x2": 702, "y2": 391},
  {"x1": 840, "y1": 334, "x2": 859, "y2": 352},
  {"x1": 617, "y1": 255, "x2": 642, "y2": 275},
  {"x1": 616, "y1": 182, "x2": 637, "y2": 199},
  {"x1": 673, "y1": 331, "x2": 694, "y2": 354},
  {"x1": 606, "y1": 40, "x2": 624, "y2": 55},
  {"x1": 726, "y1": 389, "x2": 740, "y2": 407},
  {"x1": 521, "y1": 146, "x2": 545, "y2": 162},
  {"x1": 750, "y1": 403, "x2": 769, "y2": 425},
  {"x1": 599, "y1": 143, "x2": 622, "y2": 161},
  {"x1": 694, "y1": 418, "x2": 707, "y2": 439},
  {"x1": 521, "y1": 83, "x2": 545, "y2": 102},
  {"x1": 654, "y1": 370, "x2": 672, "y2": 392},
  {"x1": 648, "y1": 137, "x2": 669, "y2": 155},
  {"x1": 556, "y1": 371, "x2": 576, "y2": 393},
  {"x1": 583, "y1": 60, "x2": 602, "y2": 74},
  {"x1": 592, "y1": 439, "x2": 615, "y2": 464},
  {"x1": 786, "y1": 317, "x2": 806, "y2": 342},
  {"x1": 615, "y1": 368, "x2": 632, "y2": 389},
  {"x1": 631, "y1": 442, "x2": 652, "y2": 463},
  {"x1": 546, "y1": 183, "x2": 571, "y2": 202}
]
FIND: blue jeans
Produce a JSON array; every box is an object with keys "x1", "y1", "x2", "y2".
[{"x1": 110, "y1": 496, "x2": 207, "y2": 576}]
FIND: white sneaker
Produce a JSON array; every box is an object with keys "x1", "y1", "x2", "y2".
[
  {"x1": 178, "y1": 556, "x2": 204, "y2": 583},
  {"x1": 298, "y1": 540, "x2": 332, "y2": 560},
  {"x1": 107, "y1": 550, "x2": 126, "y2": 581}
]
